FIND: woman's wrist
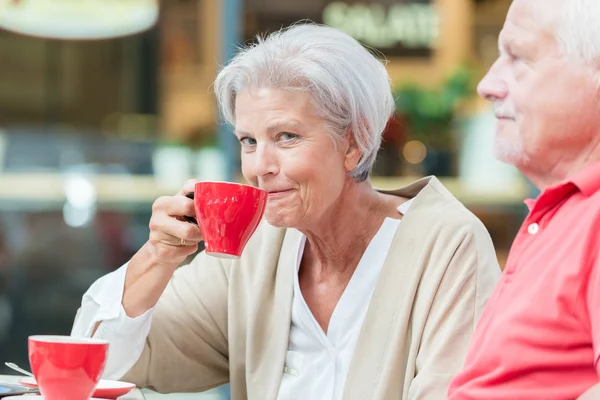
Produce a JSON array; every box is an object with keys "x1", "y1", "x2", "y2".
[{"x1": 122, "y1": 241, "x2": 179, "y2": 317}]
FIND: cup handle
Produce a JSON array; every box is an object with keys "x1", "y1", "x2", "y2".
[{"x1": 183, "y1": 192, "x2": 198, "y2": 226}]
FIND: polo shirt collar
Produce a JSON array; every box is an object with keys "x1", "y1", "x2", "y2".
[
  {"x1": 570, "y1": 160, "x2": 600, "y2": 197},
  {"x1": 524, "y1": 161, "x2": 600, "y2": 212}
]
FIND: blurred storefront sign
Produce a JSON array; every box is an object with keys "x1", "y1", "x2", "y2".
[
  {"x1": 322, "y1": 1, "x2": 438, "y2": 56},
  {"x1": 245, "y1": 0, "x2": 439, "y2": 57}
]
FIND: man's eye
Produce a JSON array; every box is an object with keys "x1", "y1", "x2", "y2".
[{"x1": 508, "y1": 52, "x2": 522, "y2": 63}]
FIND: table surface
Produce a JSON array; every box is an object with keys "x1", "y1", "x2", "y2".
[{"x1": 0, "y1": 374, "x2": 146, "y2": 399}]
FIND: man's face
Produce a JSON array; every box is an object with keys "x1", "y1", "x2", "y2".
[{"x1": 478, "y1": 0, "x2": 600, "y2": 177}]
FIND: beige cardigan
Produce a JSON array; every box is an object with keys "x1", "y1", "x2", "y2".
[{"x1": 120, "y1": 177, "x2": 501, "y2": 399}]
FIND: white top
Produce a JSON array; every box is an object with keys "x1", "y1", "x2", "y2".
[
  {"x1": 70, "y1": 263, "x2": 153, "y2": 380},
  {"x1": 277, "y1": 200, "x2": 411, "y2": 400},
  {"x1": 71, "y1": 199, "x2": 413, "y2": 396}
]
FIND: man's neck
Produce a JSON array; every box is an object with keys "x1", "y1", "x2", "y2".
[{"x1": 522, "y1": 147, "x2": 600, "y2": 191}]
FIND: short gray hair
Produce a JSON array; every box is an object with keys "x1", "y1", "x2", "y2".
[
  {"x1": 213, "y1": 23, "x2": 396, "y2": 182},
  {"x1": 555, "y1": 0, "x2": 600, "y2": 63}
]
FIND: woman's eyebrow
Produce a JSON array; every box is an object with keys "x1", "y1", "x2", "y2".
[{"x1": 266, "y1": 120, "x2": 303, "y2": 132}]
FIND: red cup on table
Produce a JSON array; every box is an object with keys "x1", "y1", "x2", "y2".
[
  {"x1": 28, "y1": 335, "x2": 108, "y2": 400},
  {"x1": 185, "y1": 181, "x2": 268, "y2": 259}
]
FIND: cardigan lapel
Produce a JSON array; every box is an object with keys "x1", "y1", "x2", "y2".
[
  {"x1": 342, "y1": 177, "x2": 444, "y2": 399},
  {"x1": 250, "y1": 228, "x2": 300, "y2": 399}
]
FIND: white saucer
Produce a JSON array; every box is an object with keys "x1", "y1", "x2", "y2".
[
  {"x1": 18, "y1": 377, "x2": 136, "y2": 399},
  {"x1": 8, "y1": 397, "x2": 106, "y2": 400}
]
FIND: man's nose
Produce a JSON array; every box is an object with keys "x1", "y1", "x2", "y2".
[{"x1": 477, "y1": 59, "x2": 508, "y2": 102}]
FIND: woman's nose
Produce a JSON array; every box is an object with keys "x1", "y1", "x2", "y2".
[{"x1": 252, "y1": 143, "x2": 280, "y2": 177}]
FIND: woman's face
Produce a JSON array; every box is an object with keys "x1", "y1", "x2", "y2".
[{"x1": 234, "y1": 88, "x2": 360, "y2": 229}]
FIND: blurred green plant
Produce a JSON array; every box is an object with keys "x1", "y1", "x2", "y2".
[
  {"x1": 157, "y1": 123, "x2": 218, "y2": 149},
  {"x1": 394, "y1": 65, "x2": 475, "y2": 149}
]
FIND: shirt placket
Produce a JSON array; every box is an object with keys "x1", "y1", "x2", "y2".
[{"x1": 504, "y1": 184, "x2": 576, "y2": 280}]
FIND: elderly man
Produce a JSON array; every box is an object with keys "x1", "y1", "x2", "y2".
[{"x1": 447, "y1": 0, "x2": 600, "y2": 399}]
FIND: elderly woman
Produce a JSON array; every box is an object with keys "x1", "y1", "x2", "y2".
[{"x1": 72, "y1": 24, "x2": 500, "y2": 399}]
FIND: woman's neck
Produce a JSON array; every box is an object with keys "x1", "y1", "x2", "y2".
[{"x1": 298, "y1": 181, "x2": 403, "y2": 279}]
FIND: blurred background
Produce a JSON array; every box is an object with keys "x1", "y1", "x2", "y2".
[{"x1": 0, "y1": 0, "x2": 528, "y2": 398}]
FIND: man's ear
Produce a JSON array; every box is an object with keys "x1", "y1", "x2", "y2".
[{"x1": 344, "y1": 132, "x2": 362, "y2": 173}]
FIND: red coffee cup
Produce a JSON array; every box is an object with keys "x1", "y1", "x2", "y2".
[
  {"x1": 190, "y1": 181, "x2": 267, "y2": 258},
  {"x1": 28, "y1": 335, "x2": 109, "y2": 400}
]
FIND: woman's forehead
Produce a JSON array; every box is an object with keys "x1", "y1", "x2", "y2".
[{"x1": 235, "y1": 89, "x2": 322, "y2": 126}]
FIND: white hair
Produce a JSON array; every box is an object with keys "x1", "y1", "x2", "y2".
[
  {"x1": 213, "y1": 23, "x2": 395, "y2": 182},
  {"x1": 555, "y1": 0, "x2": 600, "y2": 63}
]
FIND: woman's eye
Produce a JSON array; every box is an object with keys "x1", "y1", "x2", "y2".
[
  {"x1": 279, "y1": 132, "x2": 297, "y2": 141},
  {"x1": 240, "y1": 137, "x2": 256, "y2": 145}
]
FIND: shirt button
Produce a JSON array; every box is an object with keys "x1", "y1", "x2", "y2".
[{"x1": 528, "y1": 223, "x2": 539, "y2": 235}]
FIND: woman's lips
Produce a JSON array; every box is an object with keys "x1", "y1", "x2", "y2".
[{"x1": 267, "y1": 189, "x2": 293, "y2": 197}]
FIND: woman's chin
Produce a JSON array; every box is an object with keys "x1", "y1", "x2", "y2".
[{"x1": 264, "y1": 212, "x2": 297, "y2": 229}]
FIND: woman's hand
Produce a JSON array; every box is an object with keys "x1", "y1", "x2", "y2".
[
  {"x1": 148, "y1": 179, "x2": 203, "y2": 267},
  {"x1": 122, "y1": 179, "x2": 203, "y2": 317}
]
